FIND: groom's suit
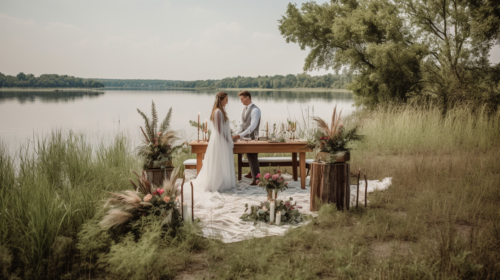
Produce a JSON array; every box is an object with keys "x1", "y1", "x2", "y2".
[{"x1": 236, "y1": 102, "x2": 261, "y2": 180}]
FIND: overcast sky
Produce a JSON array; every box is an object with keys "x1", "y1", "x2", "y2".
[{"x1": 1, "y1": 0, "x2": 499, "y2": 80}]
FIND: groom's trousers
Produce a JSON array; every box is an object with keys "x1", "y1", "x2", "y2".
[{"x1": 247, "y1": 153, "x2": 260, "y2": 180}]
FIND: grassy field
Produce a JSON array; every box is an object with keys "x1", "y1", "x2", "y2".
[{"x1": 1, "y1": 105, "x2": 499, "y2": 279}]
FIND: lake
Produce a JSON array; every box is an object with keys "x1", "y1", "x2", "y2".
[{"x1": 0, "y1": 89, "x2": 355, "y2": 154}]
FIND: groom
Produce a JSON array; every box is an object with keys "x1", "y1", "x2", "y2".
[{"x1": 232, "y1": 91, "x2": 261, "y2": 185}]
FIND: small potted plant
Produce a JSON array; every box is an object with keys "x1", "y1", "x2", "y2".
[
  {"x1": 136, "y1": 101, "x2": 185, "y2": 186},
  {"x1": 306, "y1": 106, "x2": 363, "y2": 163}
]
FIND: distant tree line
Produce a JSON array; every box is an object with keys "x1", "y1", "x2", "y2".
[
  {"x1": 0, "y1": 72, "x2": 105, "y2": 88},
  {"x1": 95, "y1": 73, "x2": 352, "y2": 89}
]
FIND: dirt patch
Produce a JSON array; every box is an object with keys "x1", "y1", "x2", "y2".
[{"x1": 371, "y1": 241, "x2": 412, "y2": 259}]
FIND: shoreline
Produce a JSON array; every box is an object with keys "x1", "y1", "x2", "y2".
[
  {"x1": 0, "y1": 87, "x2": 351, "y2": 93},
  {"x1": 0, "y1": 88, "x2": 101, "y2": 92}
]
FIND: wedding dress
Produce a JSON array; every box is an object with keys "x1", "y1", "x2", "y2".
[{"x1": 190, "y1": 109, "x2": 235, "y2": 209}]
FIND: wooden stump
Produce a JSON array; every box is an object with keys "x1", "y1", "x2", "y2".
[
  {"x1": 145, "y1": 168, "x2": 174, "y2": 188},
  {"x1": 309, "y1": 162, "x2": 350, "y2": 211}
]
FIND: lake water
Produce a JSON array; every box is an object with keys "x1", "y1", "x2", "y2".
[{"x1": 0, "y1": 89, "x2": 354, "y2": 154}]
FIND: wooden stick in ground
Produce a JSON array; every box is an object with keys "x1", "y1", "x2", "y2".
[
  {"x1": 356, "y1": 169, "x2": 360, "y2": 209},
  {"x1": 190, "y1": 182, "x2": 194, "y2": 221},
  {"x1": 364, "y1": 174, "x2": 368, "y2": 208},
  {"x1": 181, "y1": 175, "x2": 185, "y2": 217}
]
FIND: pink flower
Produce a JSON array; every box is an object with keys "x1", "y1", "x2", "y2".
[
  {"x1": 264, "y1": 173, "x2": 271, "y2": 180},
  {"x1": 158, "y1": 132, "x2": 162, "y2": 136},
  {"x1": 256, "y1": 180, "x2": 260, "y2": 184},
  {"x1": 284, "y1": 182, "x2": 288, "y2": 186},
  {"x1": 256, "y1": 173, "x2": 261, "y2": 178},
  {"x1": 144, "y1": 194, "x2": 152, "y2": 202},
  {"x1": 277, "y1": 170, "x2": 281, "y2": 174},
  {"x1": 326, "y1": 137, "x2": 331, "y2": 141},
  {"x1": 157, "y1": 188, "x2": 164, "y2": 195},
  {"x1": 152, "y1": 191, "x2": 158, "y2": 195},
  {"x1": 297, "y1": 206, "x2": 303, "y2": 209},
  {"x1": 320, "y1": 136, "x2": 325, "y2": 140},
  {"x1": 339, "y1": 124, "x2": 343, "y2": 129},
  {"x1": 272, "y1": 174, "x2": 280, "y2": 181},
  {"x1": 163, "y1": 196, "x2": 171, "y2": 203}
]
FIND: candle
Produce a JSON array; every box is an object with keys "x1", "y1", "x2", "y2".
[
  {"x1": 276, "y1": 211, "x2": 281, "y2": 225},
  {"x1": 272, "y1": 189, "x2": 275, "y2": 201},
  {"x1": 182, "y1": 202, "x2": 189, "y2": 221},
  {"x1": 270, "y1": 202, "x2": 275, "y2": 223}
]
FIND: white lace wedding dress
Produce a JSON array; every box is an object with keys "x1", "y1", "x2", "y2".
[{"x1": 190, "y1": 109, "x2": 235, "y2": 209}]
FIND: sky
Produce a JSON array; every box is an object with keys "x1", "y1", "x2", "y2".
[{"x1": 1, "y1": 0, "x2": 499, "y2": 81}]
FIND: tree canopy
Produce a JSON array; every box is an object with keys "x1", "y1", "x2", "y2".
[{"x1": 278, "y1": 0, "x2": 500, "y2": 113}]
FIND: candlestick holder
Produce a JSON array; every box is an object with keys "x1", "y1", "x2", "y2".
[{"x1": 197, "y1": 125, "x2": 200, "y2": 142}]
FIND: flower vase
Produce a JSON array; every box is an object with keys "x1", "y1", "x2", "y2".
[{"x1": 267, "y1": 190, "x2": 277, "y2": 201}]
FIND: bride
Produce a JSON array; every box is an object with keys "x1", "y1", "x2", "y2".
[{"x1": 190, "y1": 92, "x2": 235, "y2": 207}]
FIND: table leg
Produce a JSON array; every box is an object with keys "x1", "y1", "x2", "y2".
[
  {"x1": 238, "y1": 154, "x2": 243, "y2": 181},
  {"x1": 292, "y1": 153, "x2": 298, "y2": 181},
  {"x1": 299, "y1": 152, "x2": 306, "y2": 189},
  {"x1": 196, "y1": 153, "x2": 203, "y2": 175}
]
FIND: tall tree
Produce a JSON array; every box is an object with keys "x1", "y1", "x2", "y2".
[
  {"x1": 278, "y1": 0, "x2": 500, "y2": 111},
  {"x1": 279, "y1": 0, "x2": 426, "y2": 107}
]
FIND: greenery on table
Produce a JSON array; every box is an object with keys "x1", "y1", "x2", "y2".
[
  {"x1": 240, "y1": 197, "x2": 303, "y2": 225},
  {"x1": 136, "y1": 101, "x2": 185, "y2": 169}
]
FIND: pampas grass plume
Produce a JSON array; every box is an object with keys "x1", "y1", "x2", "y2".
[{"x1": 99, "y1": 209, "x2": 133, "y2": 229}]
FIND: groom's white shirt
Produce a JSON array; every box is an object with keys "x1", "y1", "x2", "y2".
[{"x1": 237, "y1": 102, "x2": 261, "y2": 138}]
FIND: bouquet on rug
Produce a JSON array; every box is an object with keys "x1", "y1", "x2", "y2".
[
  {"x1": 136, "y1": 101, "x2": 185, "y2": 169},
  {"x1": 256, "y1": 171, "x2": 289, "y2": 200},
  {"x1": 99, "y1": 168, "x2": 183, "y2": 235},
  {"x1": 240, "y1": 197, "x2": 303, "y2": 225}
]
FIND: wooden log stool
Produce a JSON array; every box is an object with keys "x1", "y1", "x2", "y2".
[{"x1": 309, "y1": 162, "x2": 350, "y2": 211}]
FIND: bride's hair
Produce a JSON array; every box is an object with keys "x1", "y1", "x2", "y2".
[{"x1": 210, "y1": 91, "x2": 229, "y2": 122}]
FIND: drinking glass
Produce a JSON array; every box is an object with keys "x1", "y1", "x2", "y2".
[{"x1": 253, "y1": 130, "x2": 259, "y2": 141}]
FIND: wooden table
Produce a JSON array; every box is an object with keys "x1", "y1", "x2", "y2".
[{"x1": 189, "y1": 140, "x2": 312, "y2": 189}]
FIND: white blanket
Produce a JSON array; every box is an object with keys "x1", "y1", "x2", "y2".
[{"x1": 178, "y1": 170, "x2": 391, "y2": 243}]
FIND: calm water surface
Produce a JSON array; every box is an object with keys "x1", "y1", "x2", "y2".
[{"x1": 0, "y1": 89, "x2": 354, "y2": 154}]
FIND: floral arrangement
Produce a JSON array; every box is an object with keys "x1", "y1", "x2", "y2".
[
  {"x1": 306, "y1": 105, "x2": 364, "y2": 153},
  {"x1": 136, "y1": 101, "x2": 185, "y2": 169},
  {"x1": 256, "y1": 170, "x2": 289, "y2": 194},
  {"x1": 99, "y1": 168, "x2": 183, "y2": 233},
  {"x1": 240, "y1": 197, "x2": 303, "y2": 225}
]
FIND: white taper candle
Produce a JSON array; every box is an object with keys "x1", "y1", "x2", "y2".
[{"x1": 270, "y1": 202, "x2": 275, "y2": 223}]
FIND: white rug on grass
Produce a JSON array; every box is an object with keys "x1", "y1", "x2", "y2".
[{"x1": 177, "y1": 170, "x2": 391, "y2": 243}]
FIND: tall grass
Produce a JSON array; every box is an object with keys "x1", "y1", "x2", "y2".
[
  {"x1": 352, "y1": 104, "x2": 500, "y2": 153},
  {"x1": 0, "y1": 131, "x2": 140, "y2": 279}
]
